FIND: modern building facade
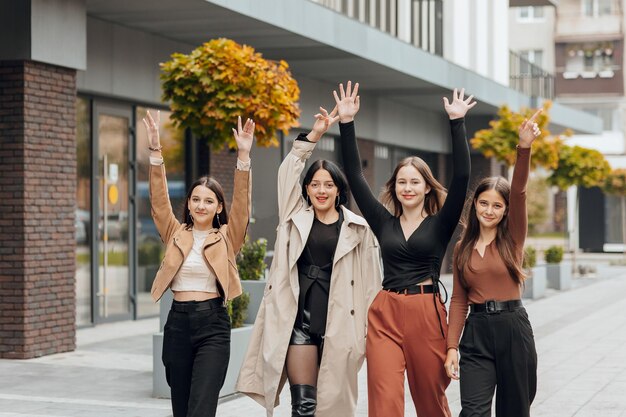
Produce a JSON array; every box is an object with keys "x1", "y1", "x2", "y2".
[
  {"x1": 0, "y1": 0, "x2": 601, "y2": 358},
  {"x1": 509, "y1": 0, "x2": 626, "y2": 250}
]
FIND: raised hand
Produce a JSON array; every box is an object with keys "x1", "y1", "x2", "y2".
[
  {"x1": 518, "y1": 109, "x2": 542, "y2": 149},
  {"x1": 232, "y1": 116, "x2": 255, "y2": 161},
  {"x1": 308, "y1": 106, "x2": 340, "y2": 142},
  {"x1": 142, "y1": 110, "x2": 161, "y2": 152},
  {"x1": 443, "y1": 88, "x2": 477, "y2": 120},
  {"x1": 333, "y1": 81, "x2": 360, "y2": 123}
]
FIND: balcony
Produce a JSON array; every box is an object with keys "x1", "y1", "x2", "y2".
[
  {"x1": 309, "y1": 0, "x2": 443, "y2": 56},
  {"x1": 509, "y1": 51, "x2": 555, "y2": 99},
  {"x1": 555, "y1": 41, "x2": 624, "y2": 96}
]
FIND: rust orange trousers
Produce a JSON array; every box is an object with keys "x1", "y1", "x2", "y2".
[{"x1": 366, "y1": 290, "x2": 451, "y2": 417}]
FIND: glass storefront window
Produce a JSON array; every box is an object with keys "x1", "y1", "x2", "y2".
[
  {"x1": 135, "y1": 107, "x2": 185, "y2": 318},
  {"x1": 76, "y1": 97, "x2": 92, "y2": 326}
]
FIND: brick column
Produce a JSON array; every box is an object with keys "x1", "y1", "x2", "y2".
[
  {"x1": 211, "y1": 146, "x2": 239, "y2": 207},
  {"x1": 0, "y1": 60, "x2": 77, "y2": 359}
]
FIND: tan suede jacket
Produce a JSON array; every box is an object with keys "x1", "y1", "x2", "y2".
[{"x1": 149, "y1": 163, "x2": 251, "y2": 302}]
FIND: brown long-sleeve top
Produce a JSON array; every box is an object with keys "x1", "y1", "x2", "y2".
[{"x1": 447, "y1": 147, "x2": 530, "y2": 350}]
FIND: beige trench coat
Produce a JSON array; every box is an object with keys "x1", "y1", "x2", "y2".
[{"x1": 236, "y1": 140, "x2": 382, "y2": 417}]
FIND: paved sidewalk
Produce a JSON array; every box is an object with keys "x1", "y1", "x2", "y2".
[{"x1": 1, "y1": 269, "x2": 626, "y2": 417}]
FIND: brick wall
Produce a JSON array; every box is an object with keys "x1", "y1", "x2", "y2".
[
  {"x1": 210, "y1": 145, "x2": 239, "y2": 208},
  {"x1": 0, "y1": 61, "x2": 77, "y2": 359}
]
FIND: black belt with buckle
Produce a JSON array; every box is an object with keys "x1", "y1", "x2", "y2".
[
  {"x1": 301, "y1": 264, "x2": 331, "y2": 281},
  {"x1": 384, "y1": 284, "x2": 435, "y2": 295},
  {"x1": 470, "y1": 299, "x2": 523, "y2": 314},
  {"x1": 171, "y1": 298, "x2": 225, "y2": 312}
]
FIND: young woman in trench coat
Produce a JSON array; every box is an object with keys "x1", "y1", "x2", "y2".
[{"x1": 236, "y1": 107, "x2": 382, "y2": 417}]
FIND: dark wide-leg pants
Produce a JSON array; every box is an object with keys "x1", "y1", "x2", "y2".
[
  {"x1": 162, "y1": 299, "x2": 231, "y2": 417},
  {"x1": 459, "y1": 307, "x2": 537, "y2": 417}
]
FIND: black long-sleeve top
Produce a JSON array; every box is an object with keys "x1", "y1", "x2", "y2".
[{"x1": 339, "y1": 119, "x2": 470, "y2": 290}]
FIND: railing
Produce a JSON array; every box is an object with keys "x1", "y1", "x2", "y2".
[
  {"x1": 310, "y1": 0, "x2": 443, "y2": 56},
  {"x1": 509, "y1": 50, "x2": 555, "y2": 99}
]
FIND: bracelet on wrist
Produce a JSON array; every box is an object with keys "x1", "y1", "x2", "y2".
[{"x1": 148, "y1": 145, "x2": 162, "y2": 152}]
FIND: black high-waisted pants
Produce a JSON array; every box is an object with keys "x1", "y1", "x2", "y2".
[
  {"x1": 459, "y1": 306, "x2": 537, "y2": 417},
  {"x1": 162, "y1": 298, "x2": 231, "y2": 417}
]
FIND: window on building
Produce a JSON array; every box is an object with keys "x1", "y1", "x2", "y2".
[
  {"x1": 583, "y1": 0, "x2": 613, "y2": 17},
  {"x1": 519, "y1": 50, "x2": 544, "y2": 74},
  {"x1": 518, "y1": 6, "x2": 545, "y2": 21},
  {"x1": 135, "y1": 107, "x2": 185, "y2": 318},
  {"x1": 76, "y1": 97, "x2": 92, "y2": 327}
]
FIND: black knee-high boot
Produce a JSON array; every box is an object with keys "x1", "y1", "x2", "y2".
[{"x1": 290, "y1": 384, "x2": 317, "y2": 417}]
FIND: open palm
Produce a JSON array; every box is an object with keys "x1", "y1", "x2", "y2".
[
  {"x1": 333, "y1": 81, "x2": 360, "y2": 123},
  {"x1": 443, "y1": 88, "x2": 476, "y2": 120}
]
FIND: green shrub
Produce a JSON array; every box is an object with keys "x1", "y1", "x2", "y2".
[
  {"x1": 523, "y1": 246, "x2": 537, "y2": 269},
  {"x1": 138, "y1": 239, "x2": 162, "y2": 266},
  {"x1": 544, "y1": 245, "x2": 564, "y2": 264},
  {"x1": 228, "y1": 291, "x2": 250, "y2": 329},
  {"x1": 236, "y1": 237, "x2": 267, "y2": 281}
]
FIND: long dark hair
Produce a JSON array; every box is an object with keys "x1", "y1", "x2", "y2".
[
  {"x1": 301, "y1": 160, "x2": 350, "y2": 207},
  {"x1": 182, "y1": 176, "x2": 228, "y2": 230},
  {"x1": 380, "y1": 156, "x2": 447, "y2": 217},
  {"x1": 454, "y1": 176, "x2": 526, "y2": 287}
]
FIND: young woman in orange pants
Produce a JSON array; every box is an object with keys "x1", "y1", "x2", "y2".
[{"x1": 335, "y1": 82, "x2": 475, "y2": 417}]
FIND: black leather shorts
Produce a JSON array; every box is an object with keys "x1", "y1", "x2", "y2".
[{"x1": 289, "y1": 304, "x2": 324, "y2": 346}]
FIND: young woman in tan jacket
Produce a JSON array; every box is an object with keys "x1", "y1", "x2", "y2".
[
  {"x1": 143, "y1": 111, "x2": 255, "y2": 417},
  {"x1": 236, "y1": 107, "x2": 382, "y2": 417}
]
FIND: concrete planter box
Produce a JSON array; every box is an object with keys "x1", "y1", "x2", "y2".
[
  {"x1": 153, "y1": 325, "x2": 254, "y2": 399},
  {"x1": 546, "y1": 262, "x2": 572, "y2": 290},
  {"x1": 241, "y1": 280, "x2": 266, "y2": 325},
  {"x1": 220, "y1": 325, "x2": 254, "y2": 396},
  {"x1": 523, "y1": 265, "x2": 547, "y2": 299}
]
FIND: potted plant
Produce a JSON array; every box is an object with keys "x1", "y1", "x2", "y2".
[
  {"x1": 218, "y1": 239, "x2": 269, "y2": 397},
  {"x1": 545, "y1": 245, "x2": 571, "y2": 290},
  {"x1": 522, "y1": 246, "x2": 547, "y2": 299},
  {"x1": 237, "y1": 237, "x2": 268, "y2": 324},
  {"x1": 137, "y1": 238, "x2": 162, "y2": 292},
  {"x1": 220, "y1": 292, "x2": 252, "y2": 397}
]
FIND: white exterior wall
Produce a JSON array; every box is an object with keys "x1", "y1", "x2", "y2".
[
  {"x1": 509, "y1": 6, "x2": 556, "y2": 72},
  {"x1": 444, "y1": 0, "x2": 509, "y2": 86}
]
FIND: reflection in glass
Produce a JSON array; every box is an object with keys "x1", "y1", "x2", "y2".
[
  {"x1": 98, "y1": 114, "x2": 130, "y2": 318},
  {"x1": 136, "y1": 107, "x2": 185, "y2": 317},
  {"x1": 76, "y1": 97, "x2": 92, "y2": 326}
]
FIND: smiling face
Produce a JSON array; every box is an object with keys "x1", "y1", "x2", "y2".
[
  {"x1": 187, "y1": 185, "x2": 223, "y2": 230},
  {"x1": 474, "y1": 188, "x2": 507, "y2": 230},
  {"x1": 306, "y1": 169, "x2": 339, "y2": 214},
  {"x1": 394, "y1": 165, "x2": 431, "y2": 212}
]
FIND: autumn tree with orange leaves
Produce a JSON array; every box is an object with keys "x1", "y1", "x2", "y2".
[{"x1": 160, "y1": 38, "x2": 301, "y2": 150}]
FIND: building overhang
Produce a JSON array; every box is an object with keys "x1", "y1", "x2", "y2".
[
  {"x1": 509, "y1": 0, "x2": 558, "y2": 6},
  {"x1": 86, "y1": 0, "x2": 599, "y2": 135}
]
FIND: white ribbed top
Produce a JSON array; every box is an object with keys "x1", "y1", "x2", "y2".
[{"x1": 170, "y1": 229, "x2": 219, "y2": 293}]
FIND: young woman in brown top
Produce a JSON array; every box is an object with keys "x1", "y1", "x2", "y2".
[{"x1": 445, "y1": 109, "x2": 542, "y2": 417}]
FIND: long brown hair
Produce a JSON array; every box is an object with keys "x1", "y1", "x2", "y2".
[
  {"x1": 454, "y1": 177, "x2": 526, "y2": 287},
  {"x1": 182, "y1": 176, "x2": 228, "y2": 230},
  {"x1": 380, "y1": 156, "x2": 447, "y2": 217}
]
